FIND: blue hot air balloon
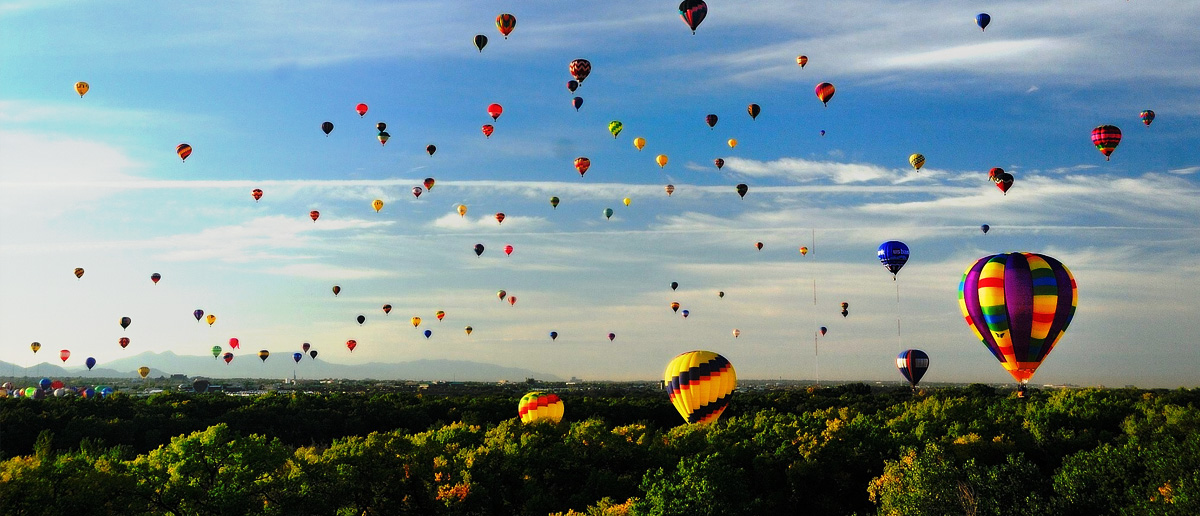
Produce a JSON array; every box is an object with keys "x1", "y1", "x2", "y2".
[
  {"x1": 550, "y1": 331, "x2": 558, "y2": 341},
  {"x1": 424, "y1": 329, "x2": 432, "y2": 339},
  {"x1": 877, "y1": 241, "x2": 910, "y2": 278},
  {"x1": 976, "y1": 13, "x2": 990, "y2": 31},
  {"x1": 981, "y1": 224, "x2": 990, "y2": 234},
  {"x1": 897, "y1": 349, "x2": 930, "y2": 387},
  {"x1": 86, "y1": 357, "x2": 97, "y2": 370},
  {"x1": 293, "y1": 352, "x2": 302, "y2": 363},
  {"x1": 39, "y1": 378, "x2": 51, "y2": 390}
]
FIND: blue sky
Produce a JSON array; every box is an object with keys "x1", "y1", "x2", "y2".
[{"x1": 2, "y1": 1, "x2": 1198, "y2": 387}]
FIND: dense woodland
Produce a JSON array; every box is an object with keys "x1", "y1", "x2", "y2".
[{"x1": 1, "y1": 384, "x2": 1198, "y2": 515}]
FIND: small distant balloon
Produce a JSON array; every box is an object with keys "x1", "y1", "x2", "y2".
[
  {"x1": 815, "y1": 83, "x2": 836, "y2": 106},
  {"x1": 550, "y1": 197, "x2": 560, "y2": 209},
  {"x1": 508, "y1": 296, "x2": 517, "y2": 306},
  {"x1": 229, "y1": 337, "x2": 240, "y2": 349},
  {"x1": 177, "y1": 143, "x2": 192, "y2": 162},
  {"x1": 572, "y1": 97, "x2": 583, "y2": 111},
  {"x1": 372, "y1": 199, "x2": 384, "y2": 212},
  {"x1": 321, "y1": 121, "x2": 333, "y2": 135},
  {"x1": 74, "y1": 267, "x2": 84, "y2": 279},
  {"x1": 426, "y1": 145, "x2": 437, "y2": 156},
  {"x1": 799, "y1": 246, "x2": 809, "y2": 256},
  {"x1": 377, "y1": 131, "x2": 389, "y2": 145},
  {"x1": 732, "y1": 329, "x2": 740, "y2": 338},
  {"x1": 310, "y1": 210, "x2": 320, "y2": 222},
  {"x1": 120, "y1": 317, "x2": 131, "y2": 330},
  {"x1": 310, "y1": 350, "x2": 318, "y2": 359},
  {"x1": 458, "y1": 204, "x2": 468, "y2": 217},
  {"x1": 504, "y1": 245, "x2": 514, "y2": 256},
  {"x1": 909, "y1": 154, "x2": 925, "y2": 171},
  {"x1": 355, "y1": 103, "x2": 368, "y2": 117},
  {"x1": 603, "y1": 208, "x2": 614, "y2": 220},
  {"x1": 736, "y1": 183, "x2": 748, "y2": 198},
  {"x1": 715, "y1": 158, "x2": 724, "y2": 170},
  {"x1": 356, "y1": 315, "x2": 365, "y2": 325},
  {"x1": 139, "y1": 366, "x2": 151, "y2": 378},
  {"x1": 223, "y1": 352, "x2": 234, "y2": 364},
  {"x1": 575, "y1": 157, "x2": 591, "y2": 177},
  {"x1": 75, "y1": 81, "x2": 90, "y2": 97},
  {"x1": 976, "y1": 13, "x2": 990, "y2": 31},
  {"x1": 665, "y1": 184, "x2": 675, "y2": 196},
  {"x1": 119, "y1": 337, "x2": 130, "y2": 349},
  {"x1": 671, "y1": 281, "x2": 679, "y2": 291},
  {"x1": 346, "y1": 339, "x2": 357, "y2": 352},
  {"x1": 705, "y1": 114, "x2": 718, "y2": 129},
  {"x1": 293, "y1": 352, "x2": 302, "y2": 363},
  {"x1": 819, "y1": 326, "x2": 827, "y2": 336},
  {"x1": 1091, "y1": 125, "x2": 1122, "y2": 161},
  {"x1": 981, "y1": 224, "x2": 990, "y2": 234},
  {"x1": 151, "y1": 273, "x2": 161, "y2": 284},
  {"x1": 550, "y1": 331, "x2": 558, "y2": 341},
  {"x1": 412, "y1": 186, "x2": 423, "y2": 199},
  {"x1": 495, "y1": 212, "x2": 505, "y2": 224},
  {"x1": 727, "y1": 138, "x2": 737, "y2": 149},
  {"x1": 633, "y1": 137, "x2": 646, "y2": 151},
  {"x1": 567, "y1": 80, "x2": 579, "y2": 93},
  {"x1": 681, "y1": 309, "x2": 689, "y2": 318},
  {"x1": 86, "y1": 357, "x2": 97, "y2": 370},
  {"x1": 747, "y1": 103, "x2": 761, "y2": 120},
  {"x1": 877, "y1": 241, "x2": 910, "y2": 278},
  {"x1": 194, "y1": 309, "x2": 204, "y2": 322},
  {"x1": 424, "y1": 329, "x2": 432, "y2": 339},
  {"x1": 411, "y1": 316, "x2": 422, "y2": 327},
  {"x1": 756, "y1": 242, "x2": 763, "y2": 251},
  {"x1": 464, "y1": 326, "x2": 473, "y2": 335},
  {"x1": 60, "y1": 350, "x2": 71, "y2": 362},
  {"x1": 656, "y1": 154, "x2": 668, "y2": 168},
  {"x1": 206, "y1": 314, "x2": 216, "y2": 326},
  {"x1": 487, "y1": 103, "x2": 503, "y2": 121},
  {"x1": 383, "y1": 304, "x2": 392, "y2": 314},
  {"x1": 332, "y1": 285, "x2": 340, "y2": 296},
  {"x1": 622, "y1": 197, "x2": 631, "y2": 207},
  {"x1": 482, "y1": 124, "x2": 494, "y2": 138},
  {"x1": 1140, "y1": 110, "x2": 1155, "y2": 127},
  {"x1": 252, "y1": 189, "x2": 263, "y2": 202},
  {"x1": 474, "y1": 34, "x2": 488, "y2": 52},
  {"x1": 569, "y1": 59, "x2": 592, "y2": 83},
  {"x1": 496, "y1": 13, "x2": 516, "y2": 38},
  {"x1": 608, "y1": 120, "x2": 623, "y2": 138},
  {"x1": 436, "y1": 310, "x2": 445, "y2": 321},
  {"x1": 607, "y1": 332, "x2": 616, "y2": 341},
  {"x1": 678, "y1": 0, "x2": 708, "y2": 34},
  {"x1": 797, "y1": 55, "x2": 808, "y2": 68}
]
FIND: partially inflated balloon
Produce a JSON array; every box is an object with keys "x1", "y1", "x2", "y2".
[
  {"x1": 518, "y1": 392, "x2": 564, "y2": 423},
  {"x1": 75, "y1": 81, "x2": 90, "y2": 97},
  {"x1": 958, "y1": 252, "x2": 1077, "y2": 384},
  {"x1": 877, "y1": 241, "x2": 910, "y2": 277},
  {"x1": 569, "y1": 59, "x2": 592, "y2": 83},
  {"x1": 372, "y1": 199, "x2": 384, "y2": 212},
  {"x1": 678, "y1": 0, "x2": 708, "y2": 34},
  {"x1": 496, "y1": 13, "x2": 516, "y2": 38},
  {"x1": 909, "y1": 154, "x2": 925, "y2": 171},
  {"x1": 897, "y1": 349, "x2": 930, "y2": 387},
  {"x1": 473, "y1": 34, "x2": 488, "y2": 52},
  {"x1": 656, "y1": 154, "x2": 668, "y2": 168},
  {"x1": 321, "y1": 121, "x2": 333, "y2": 135},
  {"x1": 663, "y1": 350, "x2": 735, "y2": 424},
  {"x1": 815, "y1": 83, "x2": 835, "y2": 106},
  {"x1": 1091, "y1": 125, "x2": 1122, "y2": 161},
  {"x1": 608, "y1": 120, "x2": 623, "y2": 138},
  {"x1": 633, "y1": 137, "x2": 646, "y2": 151}
]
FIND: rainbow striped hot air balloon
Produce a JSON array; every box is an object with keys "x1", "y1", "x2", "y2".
[
  {"x1": 958, "y1": 252, "x2": 1077, "y2": 385},
  {"x1": 663, "y1": 350, "x2": 736, "y2": 425},
  {"x1": 518, "y1": 391, "x2": 564, "y2": 423},
  {"x1": 1091, "y1": 125, "x2": 1121, "y2": 161}
]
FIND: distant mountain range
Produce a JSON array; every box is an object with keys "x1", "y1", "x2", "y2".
[{"x1": 0, "y1": 351, "x2": 561, "y2": 382}]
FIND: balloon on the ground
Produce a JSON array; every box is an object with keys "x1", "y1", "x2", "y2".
[{"x1": 518, "y1": 391, "x2": 564, "y2": 423}]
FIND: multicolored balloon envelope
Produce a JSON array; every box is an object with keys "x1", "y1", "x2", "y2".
[
  {"x1": 518, "y1": 391, "x2": 564, "y2": 423},
  {"x1": 957, "y1": 252, "x2": 1077, "y2": 384},
  {"x1": 663, "y1": 350, "x2": 736, "y2": 425},
  {"x1": 1091, "y1": 125, "x2": 1122, "y2": 161},
  {"x1": 896, "y1": 349, "x2": 930, "y2": 387}
]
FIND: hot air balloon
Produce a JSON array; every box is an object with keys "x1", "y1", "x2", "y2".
[
  {"x1": 356, "y1": 315, "x2": 365, "y2": 325},
  {"x1": 976, "y1": 13, "x2": 991, "y2": 31},
  {"x1": 607, "y1": 332, "x2": 616, "y2": 341},
  {"x1": 496, "y1": 13, "x2": 516, "y2": 38},
  {"x1": 60, "y1": 349, "x2": 70, "y2": 362},
  {"x1": 1140, "y1": 110, "x2": 1155, "y2": 127},
  {"x1": 412, "y1": 186, "x2": 423, "y2": 199},
  {"x1": 119, "y1": 337, "x2": 130, "y2": 349},
  {"x1": 206, "y1": 314, "x2": 216, "y2": 326},
  {"x1": 663, "y1": 350, "x2": 735, "y2": 424},
  {"x1": 424, "y1": 329, "x2": 432, "y2": 339},
  {"x1": 310, "y1": 350, "x2": 318, "y2": 359},
  {"x1": 426, "y1": 144, "x2": 437, "y2": 156},
  {"x1": 550, "y1": 331, "x2": 558, "y2": 341},
  {"x1": 678, "y1": 0, "x2": 708, "y2": 34},
  {"x1": 258, "y1": 350, "x2": 269, "y2": 362},
  {"x1": 671, "y1": 282, "x2": 679, "y2": 291},
  {"x1": 633, "y1": 137, "x2": 646, "y2": 151},
  {"x1": 86, "y1": 357, "x2": 97, "y2": 370},
  {"x1": 194, "y1": 309, "x2": 204, "y2": 322},
  {"x1": 665, "y1": 184, "x2": 675, "y2": 196},
  {"x1": 487, "y1": 103, "x2": 503, "y2": 121},
  {"x1": 1091, "y1": 125, "x2": 1122, "y2": 161},
  {"x1": 120, "y1": 317, "x2": 131, "y2": 330},
  {"x1": 567, "y1": 80, "x2": 579, "y2": 93},
  {"x1": 820, "y1": 326, "x2": 828, "y2": 336},
  {"x1": 252, "y1": 189, "x2": 263, "y2": 202},
  {"x1": 482, "y1": 124, "x2": 494, "y2": 138},
  {"x1": 223, "y1": 352, "x2": 234, "y2": 364},
  {"x1": 151, "y1": 273, "x2": 161, "y2": 284},
  {"x1": 995, "y1": 173, "x2": 1014, "y2": 195},
  {"x1": 436, "y1": 310, "x2": 445, "y2": 321},
  {"x1": 193, "y1": 378, "x2": 210, "y2": 393},
  {"x1": 177, "y1": 143, "x2": 192, "y2": 162},
  {"x1": 474, "y1": 34, "x2": 488, "y2": 52},
  {"x1": 755, "y1": 242, "x2": 763, "y2": 251},
  {"x1": 508, "y1": 296, "x2": 517, "y2": 306},
  {"x1": 815, "y1": 83, "x2": 836, "y2": 106},
  {"x1": 464, "y1": 326, "x2": 473, "y2": 335},
  {"x1": 797, "y1": 55, "x2": 808, "y2": 68},
  {"x1": 718, "y1": 291, "x2": 724, "y2": 298},
  {"x1": 608, "y1": 120, "x2": 623, "y2": 138},
  {"x1": 897, "y1": 349, "x2": 930, "y2": 388},
  {"x1": 981, "y1": 224, "x2": 990, "y2": 234},
  {"x1": 302, "y1": 342, "x2": 311, "y2": 352},
  {"x1": 725, "y1": 139, "x2": 737, "y2": 150},
  {"x1": 878, "y1": 241, "x2": 910, "y2": 278},
  {"x1": 504, "y1": 245, "x2": 514, "y2": 256},
  {"x1": 458, "y1": 204, "x2": 468, "y2": 217},
  {"x1": 715, "y1": 158, "x2": 724, "y2": 170},
  {"x1": 732, "y1": 329, "x2": 740, "y2": 338},
  {"x1": 72, "y1": 267, "x2": 85, "y2": 279},
  {"x1": 736, "y1": 183, "x2": 748, "y2": 198},
  {"x1": 372, "y1": 199, "x2": 384, "y2": 212},
  {"x1": 321, "y1": 121, "x2": 333, "y2": 135},
  {"x1": 603, "y1": 208, "x2": 614, "y2": 220},
  {"x1": 518, "y1": 391, "x2": 564, "y2": 423},
  {"x1": 383, "y1": 304, "x2": 392, "y2": 315},
  {"x1": 31, "y1": 342, "x2": 41, "y2": 353},
  {"x1": 332, "y1": 285, "x2": 340, "y2": 296},
  {"x1": 138, "y1": 366, "x2": 150, "y2": 378},
  {"x1": 550, "y1": 197, "x2": 560, "y2": 209},
  {"x1": 841, "y1": 302, "x2": 849, "y2": 311},
  {"x1": 841, "y1": 309, "x2": 849, "y2": 318},
  {"x1": 310, "y1": 210, "x2": 320, "y2": 222},
  {"x1": 495, "y1": 212, "x2": 505, "y2": 224},
  {"x1": 293, "y1": 352, "x2": 302, "y2": 363},
  {"x1": 681, "y1": 310, "x2": 690, "y2": 318},
  {"x1": 376, "y1": 122, "x2": 386, "y2": 132},
  {"x1": 211, "y1": 346, "x2": 221, "y2": 358},
  {"x1": 623, "y1": 197, "x2": 631, "y2": 207},
  {"x1": 820, "y1": 130, "x2": 826, "y2": 136},
  {"x1": 346, "y1": 340, "x2": 357, "y2": 352},
  {"x1": 705, "y1": 114, "x2": 718, "y2": 129},
  {"x1": 229, "y1": 337, "x2": 240, "y2": 349},
  {"x1": 671, "y1": 302, "x2": 681, "y2": 313},
  {"x1": 748, "y1": 103, "x2": 761, "y2": 120},
  {"x1": 800, "y1": 246, "x2": 809, "y2": 256},
  {"x1": 909, "y1": 154, "x2": 925, "y2": 171},
  {"x1": 569, "y1": 59, "x2": 592, "y2": 83},
  {"x1": 656, "y1": 154, "x2": 668, "y2": 168},
  {"x1": 572, "y1": 97, "x2": 583, "y2": 111},
  {"x1": 575, "y1": 157, "x2": 591, "y2": 177},
  {"x1": 75, "y1": 81, "x2": 90, "y2": 97},
  {"x1": 958, "y1": 252, "x2": 1077, "y2": 385},
  {"x1": 411, "y1": 316, "x2": 422, "y2": 327},
  {"x1": 377, "y1": 131, "x2": 390, "y2": 145},
  {"x1": 356, "y1": 103, "x2": 368, "y2": 117},
  {"x1": 498, "y1": 290, "x2": 507, "y2": 301}
]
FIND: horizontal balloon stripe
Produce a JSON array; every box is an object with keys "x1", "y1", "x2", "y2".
[{"x1": 687, "y1": 394, "x2": 731, "y2": 424}]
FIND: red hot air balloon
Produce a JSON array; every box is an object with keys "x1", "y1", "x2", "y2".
[
  {"x1": 223, "y1": 352, "x2": 234, "y2": 364},
  {"x1": 508, "y1": 296, "x2": 517, "y2": 306},
  {"x1": 119, "y1": 337, "x2": 130, "y2": 349},
  {"x1": 229, "y1": 337, "x2": 240, "y2": 349},
  {"x1": 815, "y1": 83, "x2": 836, "y2": 106},
  {"x1": 355, "y1": 103, "x2": 368, "y2": 117},
  {"x1": 151, "y1": 273, "x2": 161, "y2": 284},
  {"x1": 424, "y1": 177, "x2": 435, "y2": 190},
  {"x1": 797, "y1": 55, "x2": 808, "y2": 68},
  {"x1": 252, "y1": 189, "x2": 263, "y2": 202},
  {"x1": 995, "y1": 173, "x2": 1014, "y2": 195},
  {"x1": 482, "y1": 124, "x2": 494, "y2": 138},
  {"x1": 310, "y1": 210, "x2": 320, "y2": 222},
  {"x1": 678, "y1": 0, "x2": 707, "y2": 34},
  {"x1": 496, "y1": 13, "x2": 516, "y2": 38},
  {"x1": 487, "y1": 103, "x2": 503, "y2": 121},
  {"x1": 176, "y1": 143, "x2": 192, "y2": 162},
  {"x1": 504, "y1": 245, "x2": 514, "y2": 256},
  {"x1": 575, "y1": 157, "x2": 591, "y2": 177},
  {"x1": 346, "y1": 339, "x2": 357, "y2": 352},
  {"x1": 60, "y1": 349, "x2": 71, "y2": 362},
  {"x1": 1091, "y1": 125, "x2": 1122, "y2": 161},
  {"x1": 412, "y1": 186, "x2": 423, "y2": 199},
  {"x1": 988, "y1": 167, "x2": 1004, "y2": 183},
  {"x1": 302, "y1": 342, "x2": 311, "y2": 352},
  {"x1": 569, "y1": 59, "x2": 592, "y2": 83},
  {"x1": 495, "y1": 212, "x2": 505, "y2": 224}
]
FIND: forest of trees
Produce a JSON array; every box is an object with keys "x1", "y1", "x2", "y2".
[{"x1": 1, "y1": 384, "x2": 1198, "y2": 515}]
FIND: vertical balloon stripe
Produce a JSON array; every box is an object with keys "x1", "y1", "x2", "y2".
[{"x1": 1002, "y1": 254, "x2": 1035, "y2": 371}]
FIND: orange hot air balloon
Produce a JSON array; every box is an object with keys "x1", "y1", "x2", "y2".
[
  {"x1": 252, "y1": 189, "x2": 263, "y2": 202},
  {"x1": 75, "y1": 81, "x2": 90, "y2": 97},
  {"x1": 574, "y1": 157, "x2": 591, "y2": 177},
  {"x1": 799, "y1": 246, "x2": 809, "y2": 256},
  {"x1": 797, "y1": 55, "x2": 808, "y2": 68},
  {"x1": 815, "y1": 83, "x2": 835, "y2": 106},
  {"x1": 656, "y1": 154, "x2": 668, "y2": 168},
  {"x1": 346, "y1": 339, "x2": 357, "y2": 352},
  {"x1": 372, "y1": 199, "x2": 384, "y2": 212},
  {"x1": 464, "y1": 326, "x2": 473, "y2": 335},
  {"x1": 355, "y1": 103, "x2": 368, "y2": 117},
  {"x1": 411, "y1": 316, "x2": 422, "y2": 327},
  {"x1": 508, "y1": 296, "x2": 516, "y2": 306},
  {"x1": 424, "y1": 177, "x2": 435, "y2": 190},
  {"x1": 310, "y1": 210, "x2": 320, "y2": 222},
  {"x1": 496, "y1": 13, "x2": 516, "y2": 38},
  {"x1": 206, "y1": 314, "x2": 216, "y2": 326},
  {"x1": 487, "y1": 103, "x2": 503, "y2": 121},
  {"x1": 457, "y1": 204, "x2": 468, "y2": 217},
  {"x1": 495, "y1": 212, "x2": 505, "y2": 224},
  {"x1": 139, "y1": 366, "x2": 151, "y2": 378},
  {"x1": 482, "y1": 124, "x2": 494, "y2": 138},
  {"x1": 176, "y1": 143, "x2": 192, "y2": 162}
]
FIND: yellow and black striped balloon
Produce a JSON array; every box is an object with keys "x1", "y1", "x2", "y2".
[
  {"x1": 518, "y1": 391, "x2": 563, "y2": 423},
  {"x1": 663, "y1": 350, "x2": 736, "y2": 425}
]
